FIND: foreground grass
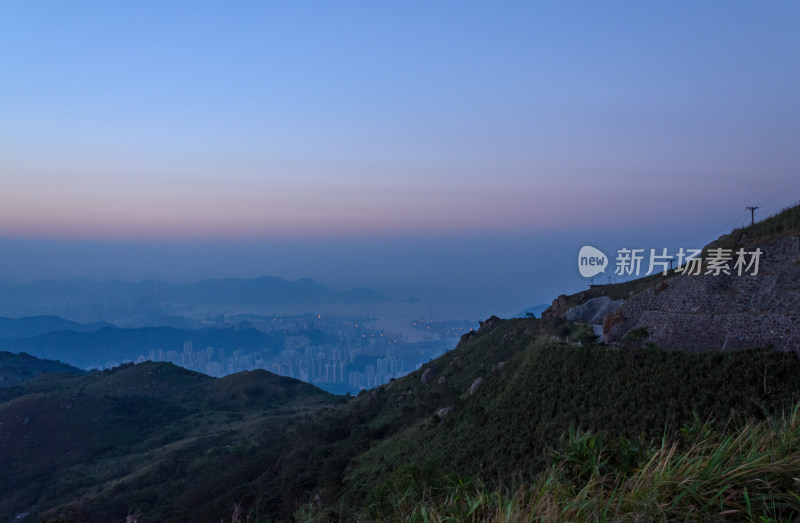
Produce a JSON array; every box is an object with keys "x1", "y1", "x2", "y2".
[{"x1": 298, "y1": 404, "x2": 800, "y2": 522}]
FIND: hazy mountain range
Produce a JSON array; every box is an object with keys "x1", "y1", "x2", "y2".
[
  {"x1": 2, "y1": 204, "x2": 800, "y2": 521},
  {"x1": 0, "y1": 276, "x2": 392, "y2": 324},
  {"x1": 0, "y1": 315, "x2": 112, "y2": 338},
  {"x1": 0, "y1": 351, "x2": 83, "y2": 388},
  {"x1": 0, "y1": 323, "x2": 281, "y2": 369}
]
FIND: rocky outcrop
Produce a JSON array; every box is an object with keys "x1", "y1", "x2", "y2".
[
  {"x1": 437, "y1": 407, "x2": 452, "y2": 419},
  {"x1": 469, "y1": 377, "x2": 483, "y2": 396},
  {"x1": 563, "y1": 296, "x2": 624, "y2": 324},
  {"x1": 603, "y1": 312, "x2": 626, "y2": 336},
  {"x1": 421, "y1": 366, "x2": 437, "y2": 384},
  {"x1": 478, "y1": 316, "x2": 502, "y2": 333},
  {"x1": 542, "y1": 294, "x2": 569, "y2": 318},
  {"x1": 457, "y1": 329, "x2": 477, "y2": 347},
  {"x1": 605, "y1": 236, "x2": 800, "y2": 353}
]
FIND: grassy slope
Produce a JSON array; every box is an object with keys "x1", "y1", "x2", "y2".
[
  {"x1": 4, "y1": 316, "x2": 800, "y2": 521},
  {"x1": 0, "y1": 362, "x2": 339, "y2": 523},
  {"x1": 139, "y1": 315, "x2": 791, "y2": 520},
  {"x1": 718, "y1": 200, "x2": 800, "y2": 249},
  {"x1": 301, "y1": 405, "x2": 800, "y2": 521},
  {"x1": 278, "y1": 317, "x2": 800, "y2": 520},
  {"x1": 0, "y1": 350, "x2": 84, "y2": 388}
]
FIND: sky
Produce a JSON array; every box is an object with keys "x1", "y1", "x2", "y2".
[{"x1": 1, "y1": 1, "x2": 799, "y2": 318}]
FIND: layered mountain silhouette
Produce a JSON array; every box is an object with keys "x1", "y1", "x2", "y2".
[
  {"x1": 2, "y1": 204, "x2": 800, "y2": 521},
  {"x1": 0, "y1": 324, "x2": 281, "y2": 369},
  {"x1": 0, "y1": 351, "x2": 83, "y2": 388},
  {"x1": 2, "y1": 316, "x2": 800, "y2": 521},
  {"x1": 0, "y1": 276, "x2": 391, "y2": 321},
  {"x1": 0, "y1": 316, "x2": 112, "y2": 338}
]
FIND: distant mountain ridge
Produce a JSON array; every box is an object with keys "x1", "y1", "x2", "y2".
[
  {"x1": 0, "y1": 325, "x2": 282, "y2": 369},
  {"x1": 0, "y1": 276, "x2": 392, "y2": 321},
  {"x1": 0, "y1": 315, "x2": 113, "y2": 338},
  {"x1": 0, "y1": 351, "x2": 84, "y2": 388}
]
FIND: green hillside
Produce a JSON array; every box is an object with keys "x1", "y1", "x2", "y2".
[
  {"x1": 3, "y1": 315, "x2": 800, "y2": 521},
  {"x1": 0, "y1": 350, "x2": 84, "y2": 388},
  {"x1": 296, "y1": 318, "x2": 800, "y2": 519},
  {"x1": 5, "y1": 203, "x2": 800, "y2": 521},
  {"x1": 0, "y1": 361, "x2": 338, "y2": 522}
]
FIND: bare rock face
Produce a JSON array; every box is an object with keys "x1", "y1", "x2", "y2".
[
  {"x1": 421, "y1": 367, "x2": 437, "y2": 384},
  {"x1": 542, "y1": 294, "x2": 569, "y2": 318},
  {"x1": 437, "y1": 407, "x2": 452, "y2": 419},
  {"x1": 603, "y1": 312, "x2": 626, "y2": 336},
  {"x1": 437, "y1": 376, "x2": 447, "y2": 385},
  {"x1": 457, "y1": 330, "x2": 477, "y2": 347},
  {"x1": 469, "y1": 377, "x2": 483, "y2": 396},
  {"x1": 605, "y1": 235, "x2": 800, "y2": 353},
  {"x1": 564, "y1": 296, "x2": 624, "y2": 324}
]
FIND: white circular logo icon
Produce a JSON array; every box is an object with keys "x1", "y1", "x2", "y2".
[{"x1": 578, "y1": 245, "x2": 608, "y2": 278}]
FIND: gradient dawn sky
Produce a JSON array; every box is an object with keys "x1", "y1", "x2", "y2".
[{"x1": 1, "y1": 2, "x2": 799, "y2": 317}]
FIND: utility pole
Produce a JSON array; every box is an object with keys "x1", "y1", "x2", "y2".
[{"x1": 746, "y1": 206, "x2": 759, "y2": 225}]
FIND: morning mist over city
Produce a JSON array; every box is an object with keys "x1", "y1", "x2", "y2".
[{"x1": 1, "y1": 2, "x2": 800, "y2": 522}]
